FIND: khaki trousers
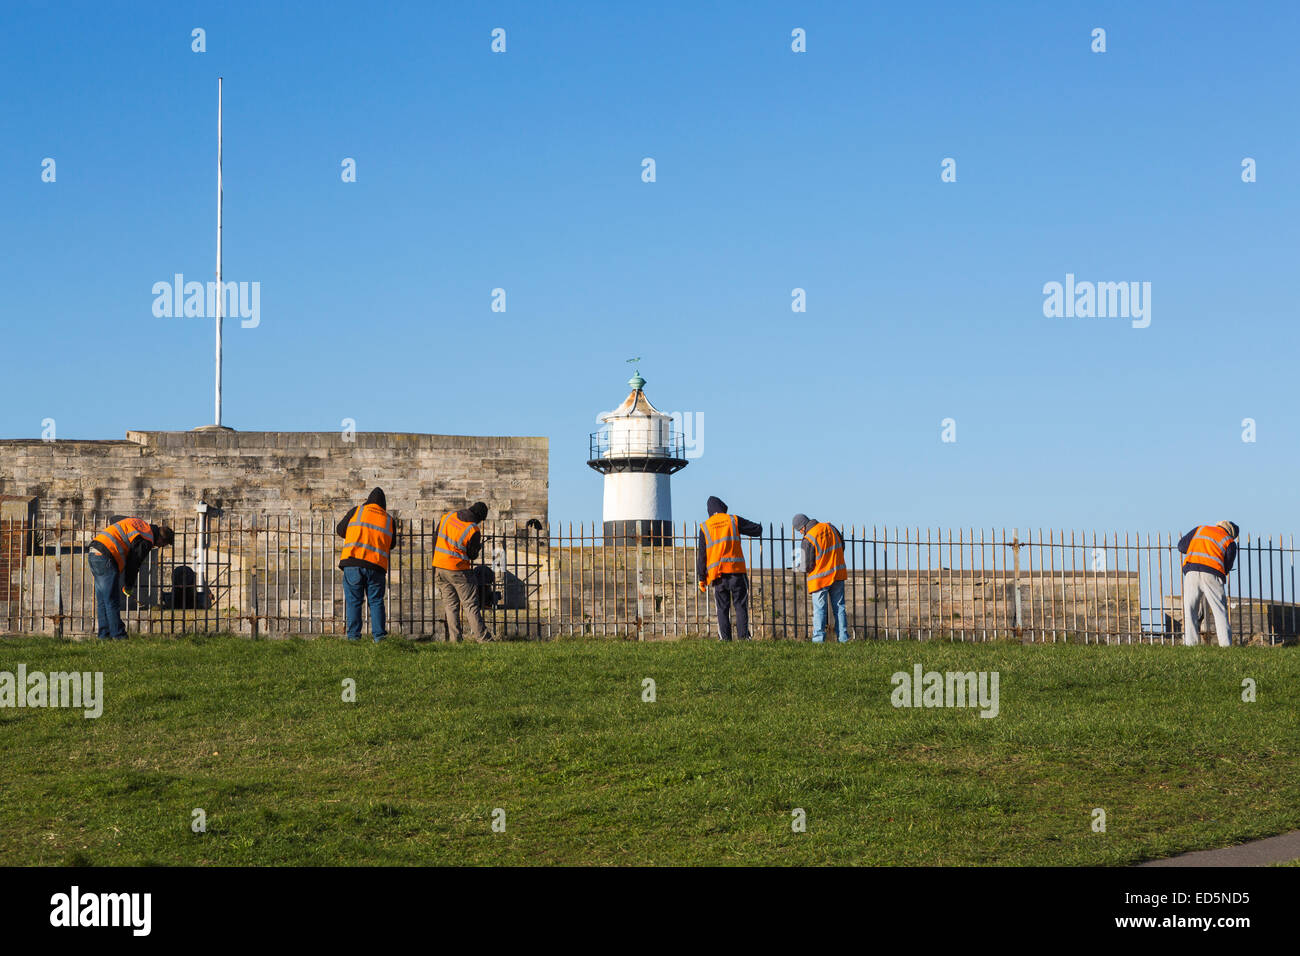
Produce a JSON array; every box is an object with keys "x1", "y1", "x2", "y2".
[{"x1": 435, "y1": 568, "x2": 491, "y2": 642}]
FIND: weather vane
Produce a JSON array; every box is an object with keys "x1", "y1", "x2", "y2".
[{"x1": 625, "y1": 356, "x2": 645, "y2": 389}]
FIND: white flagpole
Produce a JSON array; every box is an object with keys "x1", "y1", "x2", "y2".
[{"x1": 215, "y1": 76, "x2": 223, "y2": 427}]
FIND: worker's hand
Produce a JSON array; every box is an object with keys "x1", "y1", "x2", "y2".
[
  {"x1": 697, "y1": 581, "x2": 706, "y2": 593},
  {"x1": 122, "y1": 587, "x2": 133, "y2": 598}
]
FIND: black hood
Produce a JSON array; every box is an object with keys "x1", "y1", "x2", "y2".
[
  {"x1": 365, "y1": 487, "x2": 387, "y2": 509},
  {"x1": 458, "y1": 501, "x2": 488, "y2": 523},
  {"x1": 707, "y1": 496, "x2": 727, "y2": 516}
]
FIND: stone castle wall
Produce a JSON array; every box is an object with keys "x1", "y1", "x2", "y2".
[{"x1": 0, "y1": 430, "x2": 548, "y2": 523}]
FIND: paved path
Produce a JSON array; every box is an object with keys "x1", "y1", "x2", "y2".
[{"x1": 1138, "y1": 829, "x2": 1300, "y2": 867}]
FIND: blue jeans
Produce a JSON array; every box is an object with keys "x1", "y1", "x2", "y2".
[
  {"x1": 89, "y1": 552, "x2": 127, "y2": 640},
  {"x1": 812, "y1": 580, "x2": 849, "y2": 643},
  {"x1": 343, "y1": 565, "x2": 386, "y2": 641}
]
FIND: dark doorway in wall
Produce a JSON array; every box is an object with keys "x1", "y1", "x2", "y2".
[{"x1": 168, "y1": 565, "x2": 210, "y2": 610}]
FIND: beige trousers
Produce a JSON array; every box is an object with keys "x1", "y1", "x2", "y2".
[
  {"x1": 1183, "y1": 569, "x2": 1232, "y2": 647},
  {"x1": 435, "y1": 568, "x2": 491, "y2": 642}
]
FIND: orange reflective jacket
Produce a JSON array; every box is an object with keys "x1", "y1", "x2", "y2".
[
  {"x1": 802, "y1": 522, "x2": 847, "y2": 593},
  {"x1": 701, "y1": 513, "x2": 747, "y2": 584},
  {"x1": 433, "y1": 511, "x2": 477, "y2": 571},
  {"x1": 92, "y1": 518, "x2": 154, "y2": 573},
  {"x1": 1183, "y1": 525, "x2": 1233, "y2": 576},
  {"x1": 341, "y1": 502, "x2": 394, "y2": 571}
]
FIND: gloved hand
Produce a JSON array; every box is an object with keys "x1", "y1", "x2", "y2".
[
  {"x1": 122, "y1": 587, "x2": 133, "y2": 598},
  {"x1": 697, "y1": 581, "x2": 706, "y2": 593}
]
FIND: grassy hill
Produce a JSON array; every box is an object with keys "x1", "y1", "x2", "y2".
[{"x1": 1, "y1": 636, "x2": 1297, "y2": 865}]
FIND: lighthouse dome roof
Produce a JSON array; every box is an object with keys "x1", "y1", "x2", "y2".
[{"x1": 600, "y1": 375, "x2": 669, "y2": 422}]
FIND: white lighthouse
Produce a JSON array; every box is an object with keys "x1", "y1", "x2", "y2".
[{"x1": 588, "y1": 370, "x2": 688, "y2": 544}]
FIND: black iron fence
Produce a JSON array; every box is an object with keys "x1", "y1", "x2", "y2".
[{"x1": 0, "y1": 514, "x2": 1294, "y2": 644}]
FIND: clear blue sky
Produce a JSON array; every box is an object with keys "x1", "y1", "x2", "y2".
[{"x1": 2, "y1": 1, "x2": 1297, "y2": 535}]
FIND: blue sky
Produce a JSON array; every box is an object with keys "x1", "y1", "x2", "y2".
[{"x1": 2, "y1": 1, "x2": 1297, "y2": 534}]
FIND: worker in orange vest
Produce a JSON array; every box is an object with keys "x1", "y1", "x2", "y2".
[
  {"x1": 433, "y1": 502, "x2": 494, "y2": 642},
  {"x1": 337, "y1": 487, "x2": 398, "y2": 641},
  {"x1": 793, "y1": 514, "x2": 850, "y2": 643},
  {"x1": 87, "y1": 516, "x2": 175, "y2": 639},
  {"x1": 1178, "y1": 520, "x2": 1239, "y2": 646},
  {"x1": 696, "y1": 496, "x2": 762, "y2": 641}
]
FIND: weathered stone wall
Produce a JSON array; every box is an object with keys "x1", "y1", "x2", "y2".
[
  {"x1": 0, "y1": 431, "x2": 549, "y2": 523},
  {"x1": 544, "y1": 549, "x2": 1145, "y2": 641}
]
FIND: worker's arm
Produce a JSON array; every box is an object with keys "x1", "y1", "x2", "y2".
[
  {"x1": 122, "y1": 539, "x2": 153, "y2": 593},
  {"x1": 390, "y1": 516, "x2": 400, "y2": 551},
  {"x1": 737, "y1": 516, "x2": 763, "y2": 537},
  {"x1": 336, "y1": 507, "x2": 356, "y2": 538},
  {"x1": 465, "y1": 528, "x2": 482, "y2": 562},
  {"x1": 696, "y1": 529, "x2": 707, "y2": 584},
  {"x1": 1224, "y1": 541, "x2": 1238, "y2": 576},
  {"x1": 800, "y1": 537, "x2": 815, "y2": 572},
  {"x1": 1177, "y1": 528, "x2": 1195, "y2": 554}
]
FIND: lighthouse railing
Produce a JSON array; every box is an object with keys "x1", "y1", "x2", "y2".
[{"x1": 588, "y1": 428, "x2": 685, "y2": 461}]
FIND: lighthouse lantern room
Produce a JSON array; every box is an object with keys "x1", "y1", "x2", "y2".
[{"x1": 587, "y1": 371, "x2": 688, "y2": 545}]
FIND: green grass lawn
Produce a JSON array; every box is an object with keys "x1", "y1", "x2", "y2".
[{"x1": 1, "y1": 636, "x2": 1297, "y2": 866}]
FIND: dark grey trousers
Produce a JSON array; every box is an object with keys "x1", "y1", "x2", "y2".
[{"x1": 713, "y1": 573, "x2": 751, "y2": 641}]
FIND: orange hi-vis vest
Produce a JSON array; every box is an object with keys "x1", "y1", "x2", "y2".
[
  {"x1": 1183, "y1": 525, "x2": 1233, "y2": 576},
  {"x1": 433, "y1": 511, "x2": 477, "y2": 571},
  {"x1": 341, "y1": 502, "x2": 394, "y2": 571},
  {"x1": 701, "y1": 513, "x2": 747, "y2": 584},
  {"x1": 802, "y1": 522, "x2": 848, "y2": 593},
  {"x1": 92, "y1": 518, "x2": 154, "y2": 573}
]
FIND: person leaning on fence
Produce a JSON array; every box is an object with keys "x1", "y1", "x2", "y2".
[
  {"x1": 1178, "y1": 520, "x2": 1239, "y2": 647},
  {"x1": 337, "y1": 487, "x2": 398, "y2": 642},
  {"x1": 87, "y1": 516, "x2": 175, "y2": 640},
  {"x1": 793, "y1": 513, "x2": 850, "y2": 643},
  {"x1": 433, "y1": 502, "x2": 494, "y2": 643},
  {"x1": 696, "y1": 495, "x2": 762, "y2": 641}
]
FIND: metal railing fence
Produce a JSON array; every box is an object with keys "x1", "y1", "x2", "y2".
[{"x1": 1, "y1": 515, "x2": 1294, "y2": 644}]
